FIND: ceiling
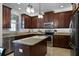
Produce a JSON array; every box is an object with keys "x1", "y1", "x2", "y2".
[{"x1": 3, "y1": 3, "x2": 72, "y2": 16}]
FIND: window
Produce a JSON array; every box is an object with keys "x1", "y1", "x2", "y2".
[
  {"x1": 10, "y1": 19, "x2": 16, "y2": 31},
  {"x1": 21, "y1": 20, "x2": 25, "y2": 29},
  {"x1": 9, "y1": 14, "x2": 19, "y2": 31}
]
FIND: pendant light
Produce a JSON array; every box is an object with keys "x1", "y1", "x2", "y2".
[
  {"x1": 26, "y1": 3, "x2": 34, "y2": 14},
  {"x1": 38, "y1": 3, "x2": 43, "y2": 18}
]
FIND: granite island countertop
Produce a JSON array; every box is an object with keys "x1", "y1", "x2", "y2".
[{"x1": 13, "y1": 35, "x2": 48, "y2": 46}]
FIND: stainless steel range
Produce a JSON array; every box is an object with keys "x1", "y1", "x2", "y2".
[{"x1": 44, "y1": 22, "x2": 54, "y2": 46}]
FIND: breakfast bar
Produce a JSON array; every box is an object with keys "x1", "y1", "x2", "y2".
[{"x1": 13, "y1": 35, "x2": 48, "y2": 56}]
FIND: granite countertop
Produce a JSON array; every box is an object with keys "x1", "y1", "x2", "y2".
[
  {"x1": 13, "y1": 35, "x2": 48, "y2": 46},
  {"x1": 3, "y1": 31, "x2": 70, "y2": 38},
  {"x1": 54, "y1": 32, "x2": 70, "y2": 35},
  {"x1": 3, "y1": 32, "x2": 45, "y2": 38},
  {"x1": 3, "y1": 28, "x2": 71, "y2": 38}
]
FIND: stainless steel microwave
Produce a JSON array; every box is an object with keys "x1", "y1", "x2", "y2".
[{"x1": 44, "y1": 22, "x2": 53, "y2": 29}]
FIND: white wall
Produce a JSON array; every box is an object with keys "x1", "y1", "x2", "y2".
[{"x1": 0, "y1": 3, "x2": 2, "y2": 47}]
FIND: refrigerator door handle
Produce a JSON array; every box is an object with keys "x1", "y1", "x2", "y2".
[{"x1": 69, "y1": 42, "x2": 75, "y2": 49}]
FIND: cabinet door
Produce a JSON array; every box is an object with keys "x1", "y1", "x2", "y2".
[
  {"x1": 21, "y1": 14, "x2": 31, "y2": 28},
  {"x1": 25, "y1": 16, "x2": 31, "y2": 28},
  {"x1": 31, "y1": 16, "x2": 45, "y2": 28},
  {"x1": 3, "y1": 5, "x2": 11, "y2": 28},
  {"x1": 53, "y1": 35, "x2": 71, "y2": 49},
  {"x1": 31, "y1": 16, "x2": 38, "y2": 28},
  {"x1": 54, "y1": 13, "x2": 65, "y2": 28},
  {"x1": 53, "y1": 11, "x2": 72, "y2": 28},
  {"x1": 63, "y1": 11, "x2": 72, "y2": 28},
  {"x1": 44, "y1": 12, "x2": 54, "y2": 22},
  {"x1": 44, "y1": 13, "x2": 49, "y2": 23},
  {"x1": 37, "y1": 18, "x2": 44, "y2": 28}
]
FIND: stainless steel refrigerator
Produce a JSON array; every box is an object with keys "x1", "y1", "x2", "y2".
[{"x1": 70, "y1": 11, "x2": 79, "y2": 56}]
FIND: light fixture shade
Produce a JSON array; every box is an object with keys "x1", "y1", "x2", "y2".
[
  {"x1": 31, "y1": 8, "x2": 34, "y2": 13},
  {"x1": 26, "y1": 4, "x2": 34, "y2": 14},
  {"x1": 38, "y1": 14, "x2": 43, "y2": 18},
  {"x1": 26, "y1": 7, "x2": 31, "y2": 13}
]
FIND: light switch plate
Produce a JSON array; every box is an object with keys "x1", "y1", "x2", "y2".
[{"x1": 19, "y1": 48, "x2": 23, "y2": 53}]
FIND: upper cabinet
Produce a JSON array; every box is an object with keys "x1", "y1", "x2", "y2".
[
  {"x1": 3, "y1": 5, "x2": 11, "y2": 28},
  {"x1": 31, "y1": 16, "x2": 38, "y2": 28},
  {"x1": 21, "y1": 11, "x2": 72, "y2": 29},
  {"x1": 31, "y1": 16, "x2": 45, "y2": 28},
  {"x1": 37, "y1": 17, "x2": 44, "y2": 28},
  {"x1": 44, "y1": 11, "x2": 72, "y2": 28},
  {"x1": 21, "y1": 14, "x2": 32, "y2": 28},
  {"x1": 44, "y1": 12, "x2": 54, "y2": 22},
  {"x1": 54, "y1": 11, "x2": 72, "y2": 28}
]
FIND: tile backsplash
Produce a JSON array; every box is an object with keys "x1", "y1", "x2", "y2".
[
  {"x1": 19, "y1": 28, "x2": 71, "y2": 33},
  {"x1": 3, "y1": 28, "x2": 71, "y2": 34}
]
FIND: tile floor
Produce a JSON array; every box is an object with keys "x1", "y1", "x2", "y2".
[
  {"x1": 46, "y1": 47, "x2": 71, "y2": 56},
  {"x1": 7, "y1": 41, "x2": 71, "y2": 56}
]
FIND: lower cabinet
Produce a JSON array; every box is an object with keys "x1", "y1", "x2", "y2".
[
  {"x1": 13, "y1": 39, "x2": 47, "y2": 56},
  {"x1": 53, "y1": 35, "x2": 71, "y2": 49},
  {"x1": 3, "y1": 37, "x2": 15, "y2": 55}
]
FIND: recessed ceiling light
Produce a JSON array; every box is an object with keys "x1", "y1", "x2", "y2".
[
  {"x1": 60, "y1": 5, "x2": 64, "y2": 7},
  {"x1": 18, "y1": 8, "x2": 21, "y2": 10},
  {"x1": 17, "y1": 3, "x2": 21, "y2": 4}
]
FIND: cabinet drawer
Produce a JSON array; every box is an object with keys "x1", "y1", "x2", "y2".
[{"x1": 53, "y1": 35, "x2": 71, "y2": 49}]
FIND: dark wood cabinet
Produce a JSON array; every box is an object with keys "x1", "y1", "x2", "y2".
[
  {"x1": 31, "y1": 16, "x2": 38, "y2": 28},
  {"x1": 31, "y1": 16, "x2": 45, "y2": 28},
  {"x1": 44, "y1": 11, "x2": 72, "y2": 28},
  {"x1": 63, "y1": 11, "x2": 72, "y2": 28},
  {"x1": 54, "y1": 13, "x2": 66, "y2": 28},
  {"x1": 44, "y1": 12, "x2": 54, "y2": 24},
  {"x1": 53, "y1": 11, "x2": 72, "y2": 28},
  {"x1": 37, "y1": 17, "x2": 44, "y2": 28},
  {"x1": 21, "y1": 11, "x2": 72, "y2": 28},
  {"x1": 44, "y1": 12, "x2": 54, "y2": 22},
  {"x1": 21, "y1": 14, "x2": 32, "y2": 28},
  {"x1": 3, "y1": 5, "x2": 11, "y2": 28},
  {"x1": 53, "y1": 35, "x2": 71, "y2": 49}
]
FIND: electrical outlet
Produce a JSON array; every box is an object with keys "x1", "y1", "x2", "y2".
[{"x1": 19, "y1": 48, "x2": 23, "y2": 53}]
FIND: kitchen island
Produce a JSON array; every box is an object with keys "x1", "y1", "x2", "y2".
[{"x1": 13, "y1": 35, "x2": 48, "y2": 56}]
